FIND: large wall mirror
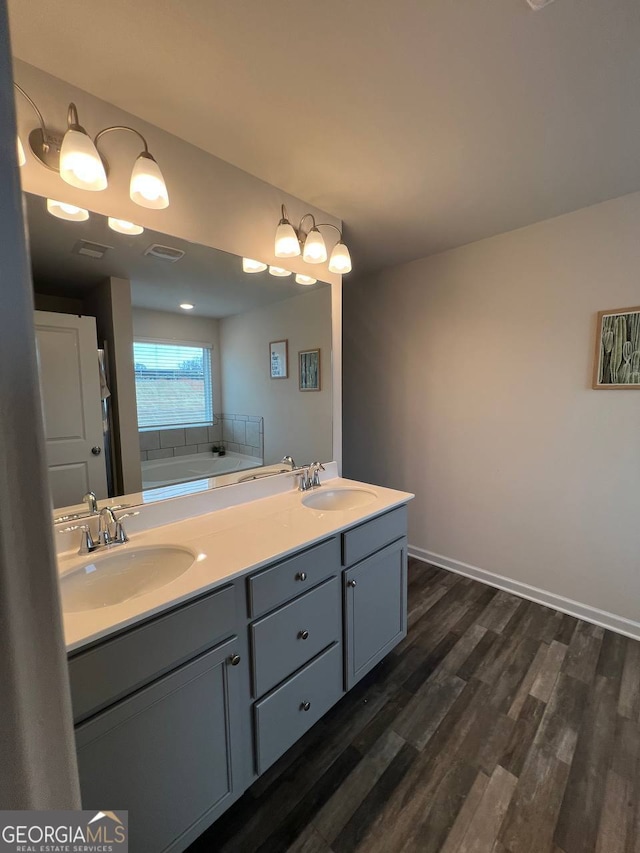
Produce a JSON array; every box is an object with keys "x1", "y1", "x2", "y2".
[{"x1": 24, "y1": 192, "x2": 333, "y2": 511}]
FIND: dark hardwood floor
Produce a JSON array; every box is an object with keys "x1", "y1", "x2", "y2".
[{"x1": 188, "y1": 559, "x2": 640, "y2": 852}]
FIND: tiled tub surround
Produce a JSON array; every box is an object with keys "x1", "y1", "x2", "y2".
[{"x1": 139, "y1": 414, "x2": 264, "y2": 462}]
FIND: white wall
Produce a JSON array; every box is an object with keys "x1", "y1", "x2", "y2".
[
  {"x1": 344, "y1": 191, "x2": 640, "y2": 630},
  {"x1": 220, "y1": 288, "x2": 333, "y2": 465}
]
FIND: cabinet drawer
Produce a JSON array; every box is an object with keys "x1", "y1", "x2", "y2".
[
  {"x1": 342, "y1": 505, "x2": 407, "y2": 567},
  {"x1": 247, "y1": 537, "x2": 340, "y2": 618},
  {"x1": 68, "y1": 584, "x2": 236, "y2": 722},
  {"x1": 254, "y1": 642, "x2": 343, "y2": 774},
  {"x1": 251, "y1": 576, "x2": 341, "y2": 697}
]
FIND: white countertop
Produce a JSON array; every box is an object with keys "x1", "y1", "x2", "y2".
[{"x1": 58, "y1": 469, "x2": 414, "y2": 653}]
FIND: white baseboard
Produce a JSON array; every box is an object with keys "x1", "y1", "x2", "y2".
[{"x1": 408, "y1": 544, "x2": 640, "y2": 642}]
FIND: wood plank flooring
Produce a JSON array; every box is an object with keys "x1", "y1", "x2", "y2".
[{"x1": 187, "y1": 560, "x2": 640, "y2": 852}]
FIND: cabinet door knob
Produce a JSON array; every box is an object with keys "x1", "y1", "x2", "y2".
[
  {"x1": 300, "y1": 701, "x2": 311, "y2": 712},
  {"x1": 347, "y1": 579, "x2": 357, "y2": 588},
  {"x1": 296, "y1": 572, "x2": 307, "y2": 581},
  {"x1": 298, "y1": 630, "x2": 309, "y2": 640},
  {"x1": 229, "y1": 654, "x2": 241, "y2": 666}
]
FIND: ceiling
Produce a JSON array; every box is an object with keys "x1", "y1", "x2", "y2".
[
  {"x1": 8, "y1": 0, "x2": 640, "y2": 274},
  {"x1": 25, "y1": 193, "x2": 328, "y2": 317}
]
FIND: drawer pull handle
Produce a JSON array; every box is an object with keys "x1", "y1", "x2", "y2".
[
  {"x1": 347, "y1": 579, "x2": 357, "y2": 588},
  {"x1": 229, "y1": 654, "x2": 242, "y2": 666},
  {"x1": 298, "y1": 630, "x2": 309, "y2": 640},
  {"x1": 296, "y1": 572, "x2": 308, "y2": 581},
  {"x1": 300, "y1": 701, "x2": 311, "y2": 712}
]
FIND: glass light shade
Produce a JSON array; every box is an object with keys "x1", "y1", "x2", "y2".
[
  {"x1": 46, "y1": 199, "x2": 89, "y2": 222},
  {"x1": 328, "y1": 241, "x2": 352, "y2": 274},
  {"x1": 17, "y1": 136, "x2": 26, "y2": 167},
  {"x1": 302, "y1": 228, "x2": 327, "y2": 264},
  {"x1": 130, "y1": 153, "x2": 169, "y2": 209},
  {"x1": 59, "y1": 128, "x2": 108, "y2": 191},
  {"x1": 295, "y1": 274, "x2": 317, "y2": 285},
  {"x1": 242, "y1": 257, "x2": 268, "y2": 273},
  {"x1": 269, "y1": 266, "x2": 292, "y2": 277},
  {"x1": 275, "y1": 220, "x2": 301, "y2": 258},
  {"x1": 108, "y1": 217, "x2": 144, "y2": 235}
]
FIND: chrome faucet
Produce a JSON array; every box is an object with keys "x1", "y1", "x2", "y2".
[
  {"x1": 281, "y1": 456, "x2": 297, "y2": 470},
  {"x1": 58, "y1": 507, "x2": 139, "y2": 555},
  {"x1": 296, "y1": 462, "x2": 325, "y2": 492},
  {"x1": 83, "y1": 491, "x2": 98, "y2": 514}
]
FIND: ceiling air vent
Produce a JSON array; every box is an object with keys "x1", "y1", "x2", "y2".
[
  {"x1": 144, "y1": 244, "x2": 185, "y2": 263},
  {"x1": 73, "y1": 240, "x2": 112, "y2": 259}
]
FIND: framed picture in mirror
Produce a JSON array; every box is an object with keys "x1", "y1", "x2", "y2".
[
  {"x1": 299, "y1": 348, "x2": 321, "y2": 391},
  {"x1": 270, "y1": 339, "x2": 288, "y2": 379}
]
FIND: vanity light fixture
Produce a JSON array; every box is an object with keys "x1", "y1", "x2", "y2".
[
  {"x1": 59, "y1": 104, "x2": 108, "y2": 191},
  {"x1": 179, "y1": 303, "x2": 195, "y2": 310},
  {"x1": 13, "y1": 83, "x2": 170, "y2": 209},
  {"x1": 108, "y1": 217, "x2": 144, "y2": 236},
  {"x1": 46, "y1": 199, "x2": 90, "y2": 222},
  {"x1": 295, "y1": 273, "x2": 317, "y2": 286},
  {"x1": 274, "y1": 205, "x2": 352, "y2": 273},
  {"x1": 242, "y1": 258, "x2": 268, "y2": 273},
  {"x1": 269, "y1": 266, "x2": 292, "y2": 277}
]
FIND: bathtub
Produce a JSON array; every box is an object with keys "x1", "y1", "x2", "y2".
[{"x1": 141, "y1": 450, "x2": 263, "y2": 490}]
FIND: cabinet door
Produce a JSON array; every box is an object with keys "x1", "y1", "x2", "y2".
[
  {"x1": 75, "y1": 637, "x2": 244, "y2": 853},
  {"x1": 344, "y1": 537, "x2": 407, "y2": 689}
]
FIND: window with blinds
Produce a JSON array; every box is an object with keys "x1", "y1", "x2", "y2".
[{"x1": 133, "y1": 340, "x2": 213, "y2": 429}]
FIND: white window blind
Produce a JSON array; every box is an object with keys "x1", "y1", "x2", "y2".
[{"x1": 133, "y1": 341, "x2": 213, "y2": 429}]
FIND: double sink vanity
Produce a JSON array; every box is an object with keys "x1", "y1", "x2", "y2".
[{"x1": 55, "y1": 463, "x2": 413, "y2": 852}]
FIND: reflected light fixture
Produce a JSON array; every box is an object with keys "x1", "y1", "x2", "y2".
[
  {"x1": 108, "y1": 217, "x2": 144, "y2": 236},
  {"x1": 46, "y1": 199, "x2": 89, "y2": 222},
  {"x1": 179, "y1": 303, "x2": 195, "y2": 310},
  {"x1": 295, "y1": 273, "x2": 317, "y2": 286},
  {"x1": 242, "y1": 258, "x2": 268, "y2": 273},
  {"x1": 274, "y1": 204, "x2": 352, "y2": 274},
  {"x1": 269, "y1": 266, "x2": 292, "y2": 277},
  {"x1": 13, "y1": 83, "x2": 170, "y2": 210},
  {"x1": 59, "y1": 104, "x2": 107, "y2": 191}
]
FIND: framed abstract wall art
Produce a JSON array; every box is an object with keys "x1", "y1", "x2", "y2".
[
  {"x1": 593, "y1": 307, "x2": 640, "y2": 389},
  {"x1": 299, "y1": 348, "x2": 321, "y2": 391}
]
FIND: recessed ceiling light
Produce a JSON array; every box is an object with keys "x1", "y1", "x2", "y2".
[
  {"x1": 269, "y1": 266, "x2": 292, "y2": 277},
  {"x1": 243, "y1": 258, "x2": 268, "y2": 273},
  {"x1": 108, "y1": 217, "x2": 144, "y2": 235},
  {"x1": 179, "y1": 303, "x2": 194, "y2": 310},
  {"x1": 295, "y1": 274, "x2": 317, "y2": 286},
  {"x1": 46, "y1": 199, "x2": 89, "y2": 222}
]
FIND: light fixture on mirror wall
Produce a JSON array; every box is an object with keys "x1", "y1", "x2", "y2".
[
  {"x1": 274, "y1": 204, "x2": 352, "y2": 274},
  {"x1": 242, "y1": 258, "x2": 268, "y2": 273},
  {"x1": 14, "y1": 83, "x2": 170, "y2": 210}
]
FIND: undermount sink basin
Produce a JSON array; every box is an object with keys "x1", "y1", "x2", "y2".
[
  {"x1": 302, "y1": 488, "x2": 377, "y2": 512},
  {"x1": 60, "y1": 546, "x2": 196, "y2": 612}
]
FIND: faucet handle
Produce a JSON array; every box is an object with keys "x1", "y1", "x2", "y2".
[
  {"x1": 309, "y1": 462, "x2": 325, "y2": 487},
  {"x1": 113, "y1": 510, "x2": 139, "y2": 544},
  {"x1": 57, "y1": 523, "x2": 96, "y2": 555},
  {"x1": 295, "y1": 465, "x2": 311, "y2": 491}
]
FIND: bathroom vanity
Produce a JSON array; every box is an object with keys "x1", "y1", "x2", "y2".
[{"x1": 57, "y1": 468, "x2": 412, "y2": 852}]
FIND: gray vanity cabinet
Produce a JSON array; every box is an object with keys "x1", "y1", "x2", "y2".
[
  {"x1": 342, "y1": 508, "x2": 408, "y2": 689},
  {"x1": 75, "y1": 636, "x2": 244, "y2": 853}
]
